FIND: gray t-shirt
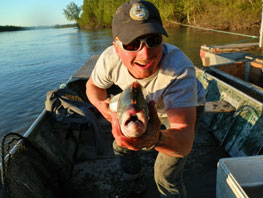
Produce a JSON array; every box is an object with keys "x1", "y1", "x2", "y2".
[{"x1": 91, "y1": 43, "x2": 205, "y2": 119}]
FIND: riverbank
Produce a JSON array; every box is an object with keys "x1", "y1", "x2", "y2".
[
  {"x1": 0, "y1": 24, "x2": 77, "y2": 32},
  {"x1": 162, "y1": 20, "x2": 261, "y2": 38},
  {"x1": 2, "y1": 23, "x2": 260, "y2": 36},
  {"x1": 164, "y1": 20, "x2": 260, "y2": 34},
  {"x1": 78, "y1": 19, "x2": 261, "y2": 36}
]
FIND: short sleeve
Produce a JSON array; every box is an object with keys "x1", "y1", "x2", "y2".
[
  {"x1": 163, "y1": 66, "x2": 197, "y2": 109},
  {"x1": 91, "y1": 46, "x2": 118, "y2": 89}
]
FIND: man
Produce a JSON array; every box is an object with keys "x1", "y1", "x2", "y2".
[{"x1": 86, "y1": 0, "x2": 206, "y2": 197}]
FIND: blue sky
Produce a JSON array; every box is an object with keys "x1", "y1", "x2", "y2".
[{"x1": 0, "y1": 0, "x2": 83, "y2": 26}]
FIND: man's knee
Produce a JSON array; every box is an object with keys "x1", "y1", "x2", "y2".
[{"x1": 154, "y1": 153, "x2": 187, "y2": 197}]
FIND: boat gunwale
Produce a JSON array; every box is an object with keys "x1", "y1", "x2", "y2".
[{"x1": 195, "y1": 66, "x2": 263, "y2": 108}]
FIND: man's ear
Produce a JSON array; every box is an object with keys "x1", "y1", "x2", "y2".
[{"x1": 113, "y1": 41, "x2": 120, "y2": 54}]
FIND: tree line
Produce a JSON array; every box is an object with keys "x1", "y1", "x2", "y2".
[{"x1": 64, "y1": 0, "x2": 261, "y2": 31}]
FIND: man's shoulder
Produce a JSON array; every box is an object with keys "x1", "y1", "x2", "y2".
[
  {"x1": 96, "y1": 45, "x2": 122, "y2": 69},
  {"x1": 91, "y1": 46, "x2": 122, "y2": 89},
  {"x1": 100, "y1": 45, "x2": 118, "y2": 59},
  {"x1": 162, "y1": 43, "x2": 179, "y2": 52},
  {"x1": 160, "y1": 43, "x2": 194, "y2": 73}
]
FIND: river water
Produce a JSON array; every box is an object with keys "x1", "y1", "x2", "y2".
[{"x1": 0, "y1": 27, "x2": 259, "y2": 136}]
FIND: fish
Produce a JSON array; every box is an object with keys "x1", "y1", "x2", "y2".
[{"x1": 109, "y1": 81, "x2": 149, "y2": 138}]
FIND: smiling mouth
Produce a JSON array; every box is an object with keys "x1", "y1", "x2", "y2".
[{"x1": 134, "y1": 59, "x2": 154, "y2": 68}]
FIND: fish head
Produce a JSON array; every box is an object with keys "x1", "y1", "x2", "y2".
[{"x1": 117, "y1": 81, "x2": 149, "y2": 138}]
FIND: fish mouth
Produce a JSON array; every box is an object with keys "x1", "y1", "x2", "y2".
[
  {"x1": 125, "y1": 114, "x2": 143, "y2": 126},
  {"x1": 120, "y1": 110, "x2": 147, "y2": 138}
]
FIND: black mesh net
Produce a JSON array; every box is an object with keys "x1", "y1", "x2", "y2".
[{"x1": 0, "y1": 127, "x2": 77, "y2": 198}]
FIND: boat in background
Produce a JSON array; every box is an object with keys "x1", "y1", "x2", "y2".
[{"x1": 200, "y1": 42, "x2": 263, "y2": 101}]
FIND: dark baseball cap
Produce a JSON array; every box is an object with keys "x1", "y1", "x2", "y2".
[{"x1": 112, "y1": 0, "x2": 168, "y2": 44}]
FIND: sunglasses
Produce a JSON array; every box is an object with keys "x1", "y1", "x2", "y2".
[{"x1": 116, "y1": 34, "x2": 162, "y2": 52}]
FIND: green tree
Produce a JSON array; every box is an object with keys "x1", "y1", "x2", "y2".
[
  {"x1": 77, "y1": 0, "x2": 261, "y2": 31},
  {"x1": 63, "y1": 2, "x2": 81, "y2": 23},
  {"x1": 79, "y1": 0, "x2": 98, "y2": 28},
  {"x1": 79, "y1": 0, "x2": 126, "y2": 28}
]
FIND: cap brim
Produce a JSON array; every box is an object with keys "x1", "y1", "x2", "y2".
[{"x1": 118, "y1": 20, "x2": 168, "y2": 44}]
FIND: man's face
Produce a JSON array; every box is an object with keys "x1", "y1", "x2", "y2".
[{"x1": 113, "y1": 34, "x2": 163, "y2": 79}]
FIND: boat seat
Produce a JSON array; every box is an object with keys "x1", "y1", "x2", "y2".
[{"x1": 204, "y1": 100, "x2": 236, "y2": 113}]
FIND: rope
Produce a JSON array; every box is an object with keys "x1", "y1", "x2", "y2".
[{"x1": 170, "y1": 21, "x2": 258, "y2": 39}]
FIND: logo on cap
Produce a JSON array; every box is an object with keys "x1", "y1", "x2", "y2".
[{"x1": 129, "y1": 3, "x2": 149, "y2": 21}]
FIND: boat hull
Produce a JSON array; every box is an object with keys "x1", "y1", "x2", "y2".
[{"x1": 196, "y1": 67, "x2": 263, "y2": 156}]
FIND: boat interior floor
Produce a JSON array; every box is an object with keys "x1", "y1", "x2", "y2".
[{"x1": 71, "y1": 116, "x2": 229, "y2": 198}]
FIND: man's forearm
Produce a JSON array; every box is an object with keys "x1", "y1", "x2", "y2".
[
  {"x1": 155, "y1": 127, "x2": 195, "y2": 158},
  {"x1": 86, "y1": 77, "x2": 112, "y2": 122},
  {"x1": 154, "y1": 107, "x2": 196, "y2": 158},
  {"x1": 86, "y1": 79, "x2": 107, "y2": 106}
]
